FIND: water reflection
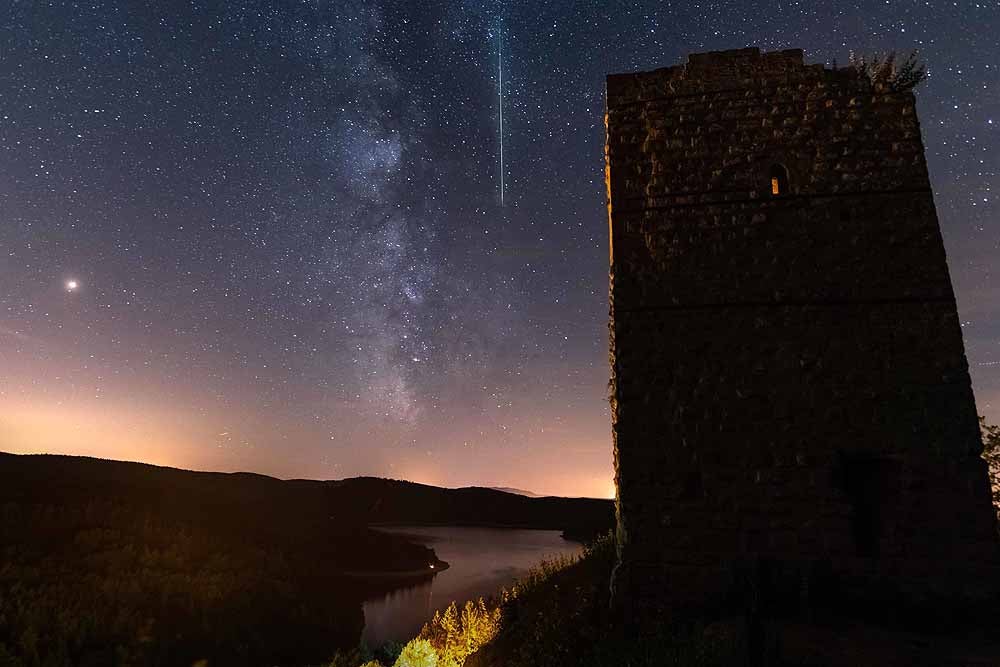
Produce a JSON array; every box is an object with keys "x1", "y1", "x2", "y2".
[{"x1": 362, "y1": 526, "x2": 582, "y2": 646}]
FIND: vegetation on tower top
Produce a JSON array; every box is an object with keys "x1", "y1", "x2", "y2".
[{"x1": 847, "y1": 50, "x2": 926, "y2": 91}]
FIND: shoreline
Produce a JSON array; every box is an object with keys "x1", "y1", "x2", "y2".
[
  {"x1": 342, "y1": 559, "x2": 451, "y2": 580},
  {"x1": 368, "y1": 522, "x2": 593, "y2": 545}
]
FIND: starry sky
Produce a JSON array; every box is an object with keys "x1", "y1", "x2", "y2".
[{"x1": 1, "y1": 1, "x2": 998, "y2": 498}]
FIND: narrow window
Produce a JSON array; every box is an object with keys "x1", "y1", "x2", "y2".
[{"x1": 769, "y1": 164, "x2": 789, "y2": 196}]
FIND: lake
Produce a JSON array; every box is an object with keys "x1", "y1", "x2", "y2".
[{"x1": 361, "y1": 526, "x2": 584, "y2": 646}]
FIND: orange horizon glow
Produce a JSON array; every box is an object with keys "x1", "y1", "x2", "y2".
[{"x1": 0, "y1": 396, "x2": 615, "y2": 500}]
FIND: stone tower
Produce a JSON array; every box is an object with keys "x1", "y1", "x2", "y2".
[{"x1": 605, "y1": 48, "x2": 999, "y2": 615}]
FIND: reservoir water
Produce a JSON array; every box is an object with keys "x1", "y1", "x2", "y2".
[{"x1": 361, "y1": 526, "x2": 583, "y2": 646}]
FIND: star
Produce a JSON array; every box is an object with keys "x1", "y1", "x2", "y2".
[{"x1": 0, "y1": 0, "x2": 995, "y2": 501}]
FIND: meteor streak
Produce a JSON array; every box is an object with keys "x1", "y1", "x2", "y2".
[{"x1": 498, "y1": 17, "x2": 504, "y2": 207}]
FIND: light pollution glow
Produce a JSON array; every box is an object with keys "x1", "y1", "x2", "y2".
[{"x1": 1, "y1": 380, "x2": 613, "y2": 499}]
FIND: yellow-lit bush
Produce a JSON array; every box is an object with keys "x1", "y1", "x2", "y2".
[
  {"x1": 393, "y1": 638, "x2": 438, "y2": 667},
  {"x1": 418, "y1": 597, "x2": 502, "y2": 666}
]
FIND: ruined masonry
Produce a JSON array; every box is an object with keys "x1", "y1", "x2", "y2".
[{"x1": 605, "y1": 48, "x2": 999, "y2": 613}]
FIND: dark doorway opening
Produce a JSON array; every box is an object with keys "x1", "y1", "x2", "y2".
[{"x1": 835, "y1": 453, "x2": 898, "y2": 558}]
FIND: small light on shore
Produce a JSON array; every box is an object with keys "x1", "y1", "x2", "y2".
[{"x1": 429, "y1": 564, "x2": 435, "y2": 569}]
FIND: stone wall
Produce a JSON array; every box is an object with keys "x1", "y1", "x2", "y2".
[{"x1": 606, "y1": 48, "x2": 999, "y2": 615}]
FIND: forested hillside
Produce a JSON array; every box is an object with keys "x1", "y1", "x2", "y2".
[{"x1": 0, "y1": 453, "x2": 612, "y2": 666}]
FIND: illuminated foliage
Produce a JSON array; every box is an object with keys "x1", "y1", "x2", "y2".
[
  {"x1": 980, "y1": 417, "x2": 1000, "y2": 521},
  {"x1": 416, "y1": 597, "x2": 501, "y2": 667},
  {"x1": 393, "y1": 639, "x2": 438, "y2": 667}
]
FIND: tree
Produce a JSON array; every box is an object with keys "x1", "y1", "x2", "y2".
[
  {"x1": 459, "y1": 598, "x2": 500, "y2": 658},
  {"x1": 848, "y1": 50, "x2": 926, "y2": 91},
  {"x1": 980, "y1": 417, "x2": 1000, "y2": 520},
  {"x1": 393, "y1": 639, "x2": 438, "y2": 667},
  {"x1": 436, "y1": 602, "x2": 462, "y2": 665}
]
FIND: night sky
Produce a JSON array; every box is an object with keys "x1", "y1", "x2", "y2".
[{"x1": 1, "y1": 1, "x2": 998, "y2": 498}]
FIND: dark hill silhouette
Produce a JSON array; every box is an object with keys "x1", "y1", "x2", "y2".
[
  {"x1": 0, "y1": 452, "x2": 612, "y2": 666},
  {"x1": 489, "y1": 486, "x2": 543, "y2": 497},
  {"x1": 0, "y1": 453, "x2": 612, "y2": 542},
  {"x1": 324, "y1": 476, "x2": 612, "y2": 541}
]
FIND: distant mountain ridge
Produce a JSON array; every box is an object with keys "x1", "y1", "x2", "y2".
[
  {"x1": 323, "y1": 476, "x2": 612, "y2": 542},
  {"x1": 0, "y1": 452, "x2": 614, "y2": 540},
  {"x1": 489, "y1": 486, "x2": 543, "y2": 498}
]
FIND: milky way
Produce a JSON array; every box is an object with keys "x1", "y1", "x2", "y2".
[{"x1": 1, "y1": 1, "x2": 998, "y2": 496}]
